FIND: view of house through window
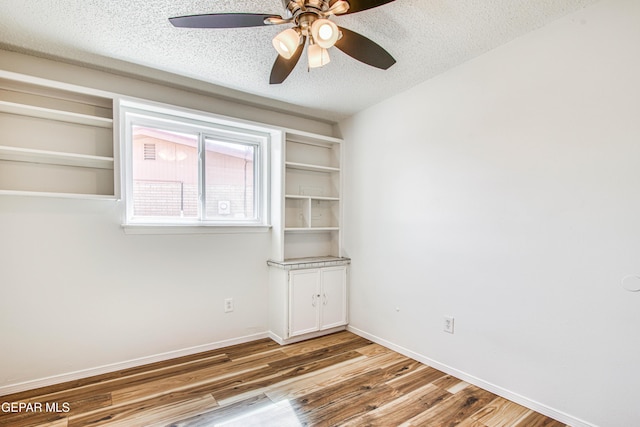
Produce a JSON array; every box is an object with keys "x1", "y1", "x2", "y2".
[
  {"x1": 130, "y1": 118, "x2": 259, "y2": 222},
  {"x1": 204, "y1": 137, "x2": 255, "y2": 220},
  {"x1": 132, "y1": 126, "x2": 199, "y2": 218},
  {"x1": 121, "y1": 100, "x2": 272, "y2": 227}
]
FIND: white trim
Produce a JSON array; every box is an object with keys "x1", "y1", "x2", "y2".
[
  {"x1": 118, "y1": 97, "x2": 281, "y2": 137},
  {"x1": 0, "y1": 331, "x2": 269, "y2": 397},
  {"x1": 122, "y1": 224, "x2": 271, "y2": 235},
  {"x1": 347, "y1": 326, "x2": 599, "y2": 427},
  {"x1": 268, "y1": 326, "x2": 347, "y2": 346},
  {"x1": 268, "y1": 331, "x2": 287, "y2": 345}
]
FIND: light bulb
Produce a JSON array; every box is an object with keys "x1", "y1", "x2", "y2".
[
  {"x1": 272, "y1": 28, "x2": 300, "y2": 59},
  {"x1": 310, "y1": 19, "x2": 339, "y2": 49},
  {"x1": 318, "y1": 23, "x2": 333, "y2": 41}
]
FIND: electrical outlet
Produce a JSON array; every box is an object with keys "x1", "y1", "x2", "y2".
[
  {"x1": 224, "y1": 298, "x2": 234, "y2": 313},
  {"x1": 444, "y1": 316, "x2": 455, "y2": 334}
]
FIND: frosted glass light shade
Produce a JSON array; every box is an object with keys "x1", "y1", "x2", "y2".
[
  {"x1": 328, "y1": 0, "x2": 350, "y2": 15},
  {"x1": 310, "y1": 19, "x2": 339, "y2": 49},
  {"x1": 308, "y1": 44, "x2": 330, "y2": 68},
  {"x1": 273, "y1": 28, "x2": 300, "y2": 59}
]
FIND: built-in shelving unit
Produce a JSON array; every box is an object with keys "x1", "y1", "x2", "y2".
[
  {"x1": 277, "y1": 130, "x2": 344, "y2": 261},
  {"x1": 269, "y1": 121, "x2": 351, "y2": 343},
  {"x1": 0, "y1": 73, "x2": 116, "y2": 198}
]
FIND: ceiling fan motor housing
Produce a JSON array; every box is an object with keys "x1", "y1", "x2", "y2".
[{"x1": 283, "y1": 0, "x2": 334, "y2": 34}]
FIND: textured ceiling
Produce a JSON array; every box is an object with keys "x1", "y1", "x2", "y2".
[{"x1": 0, "y1": 0, "x2": 597, "y2": 122}]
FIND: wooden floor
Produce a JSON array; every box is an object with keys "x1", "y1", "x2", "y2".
[{"x1": 0, "y1": 331, "x2": 568, "y2": 427}]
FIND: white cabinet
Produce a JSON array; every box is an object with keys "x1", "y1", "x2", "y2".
[
  {"x1": 289, "y1": 266, "x2": 347, "y2": 338},
  {"x1": 268, "y1": 260, "x2": 350, "y2": 344}
]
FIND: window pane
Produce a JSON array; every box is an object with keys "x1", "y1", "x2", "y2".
[
  {"x1": 204, "y1": 138, "x2": 255, "y2": 220},
  {"x1": 132, "y1": 126, "x2": 199, "y2": 218}
]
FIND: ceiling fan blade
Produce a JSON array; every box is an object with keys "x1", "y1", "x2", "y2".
[
  {"x1": 270, "y1": 36, "x2": 306, "y2": 84},
  {"x1": 169, "y1": 13, "x2": 282, "y2": 29},
  {"x1": 330, "y1": 0, "x2": 395, "y2": 14},
  {"x1": 334, "y1": 27, "x2": 396, "y2": 69}
]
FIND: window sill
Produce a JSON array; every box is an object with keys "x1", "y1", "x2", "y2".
[{"x1": 122, "y1": 223, "x2": 272, "y2": 235}]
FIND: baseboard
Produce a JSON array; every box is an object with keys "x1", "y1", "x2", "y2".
[
  {"x1": 347, "y1": 326, "x2": 598, "y2": 427},
  {"x1": 0, "y1": 331, "x2": 270, "y2": 397},
  {"x1": 2, "y1": 326, "x2": 598, "y2": 427},
  {"x1": 268, "y1": 326, "x2": 347, "y2": 346}
]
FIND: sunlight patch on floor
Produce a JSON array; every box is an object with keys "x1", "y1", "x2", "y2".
[{"x1": 215, "y1": 399, "x2": 303, "y2": 427}]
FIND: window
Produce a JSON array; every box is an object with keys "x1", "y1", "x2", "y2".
[{"x1": 120, "y1": 100, "x2": 273, "y2": 229}]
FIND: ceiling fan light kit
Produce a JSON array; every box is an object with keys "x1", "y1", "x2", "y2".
[{"x1": 169, "y1": 0, "x2": 397, "y2": 84}]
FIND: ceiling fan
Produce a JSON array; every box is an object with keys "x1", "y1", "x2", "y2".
[{"x1": 169, "y1": 0, "x2": 396, "y2": 84}]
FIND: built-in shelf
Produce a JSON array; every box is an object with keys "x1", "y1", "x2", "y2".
[
  {"x1": 284, "y1": 130, "x2": 343, "y2": 146},
  {"x1": 266, "y1": 129, "x2": 348, "y2": 343},
  {"x1": 0, "y1": 189, "x2": 117, "y2": 200},
  {"x1": 285, "y1": 161, "x2": 340, "y2": 173},
  {"x1": 267, "y1": 256, "x2": 351, "y2": 270},
  {"x1": 0, "y1": 100, "x2": 113, "y2": 128},
  {"x1": 285, "y1": 194, "x2": 340, "y2": 201},
  {"x1": 0, "y1": 145, "x2": 114, "y2": 170},
  {"x1": 271, "y1": 131, "x2": 343, "y2": 261},
  {"x1": 285, "y1": 227, "x2": 340, "y2": 232},
  {"x1": 0, "y1": 73, "x2": 116, "y2": 198},
  {"x1": 285, "y1": 195, "x2": 339, "y2": 230}
]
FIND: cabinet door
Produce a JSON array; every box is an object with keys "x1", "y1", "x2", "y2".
[
  {"x1": 319, "y1": 266, "x2": 347, "y2": 330},
  {"x1": 289, "y1": 269, "x2": 320, "y2": 337}
]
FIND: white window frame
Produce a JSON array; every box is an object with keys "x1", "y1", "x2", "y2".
[{"x1": 119, "y1": 99, "x2": 274, "y2": 233}]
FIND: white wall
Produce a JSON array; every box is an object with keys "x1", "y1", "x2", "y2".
[
  {"x1": 0, "y1": 50, "x2": 335, "y2": 391},
  {"x1": 339, "y1": 0, "x2": 640, "y2": 426}
]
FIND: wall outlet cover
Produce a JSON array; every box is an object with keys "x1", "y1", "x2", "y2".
[{"x1": 444, "y1": 316, "x2": 455, "y2": 334}]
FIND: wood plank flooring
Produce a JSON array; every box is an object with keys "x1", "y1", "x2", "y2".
[{"x1": 0, "y1": 331, "x2": 568, "y2": 427}]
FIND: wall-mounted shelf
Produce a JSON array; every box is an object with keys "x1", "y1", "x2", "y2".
[
  {"x1": 0, "y1": 189, "x2": 117, "y2": 200},
  {"x1": 0, "y1": 74, "x2": 116, "y2": 198},
  {"x1": 0, "y1": 145, "x2": 114, "y2": 170},
  {"x1": 0, "y1": 100, "x2": 113, "y2": 128}
]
